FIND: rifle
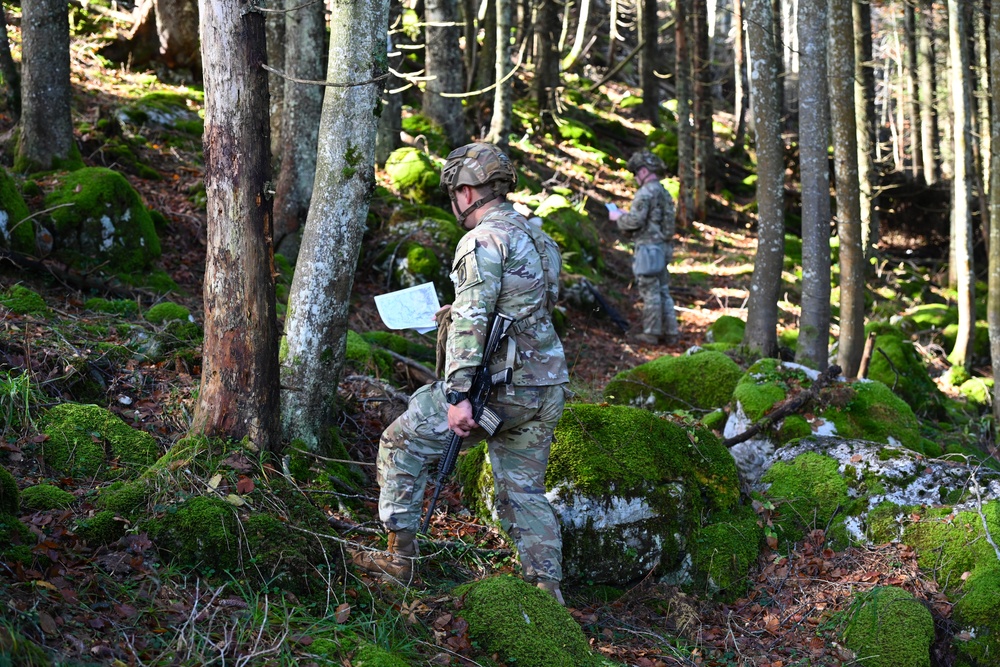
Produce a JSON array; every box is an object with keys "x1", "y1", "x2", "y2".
[
  {"x1": 581, "y1": 278, "x2": 630, "y2": 334},
  {"x1": 420, "y1": 312, "x2": 515, "y2": 534}
]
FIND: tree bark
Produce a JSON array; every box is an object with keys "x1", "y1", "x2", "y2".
[
  {"x1": 534, "y1": 0, "x2": 561, "y2": 130},
  {"x1": 829, "y1": 0, "x2": 865, "y2": 379},
  {"x1": 154, "y1": 0, "x2": 201, "y2": 71},
  {"x1": 693, "y1": 0, "x2": 712, "y2": 222},
  {"x1": 675, "y1": 0, "x2": 694, "y2": 227},
  {"x1": 946, "y1": 0, "x2": 976, "y2": 370},
  {"x1": 192, "y1": 0, "x2": 280, "y2": 451},
  {"x1": 272, "y1": 0, "x2": 326, "y2": 263},
  {"x1": 853, "y1": 0, "x2": 878, "y2": 260},
  {"x1": 987, "y1": 0, "x2": 1000, "y2": 435},
  {"x1": 639, "y1": 0, "x2": 659, "y2": 124},
  {"x1": 742, "y1": 0, "x2": 784, "y2": 358},
  {"x1": 280, "y1": 0, "x2": 389, "y2": 453},
  {"x1": 485, "y1": 0, "x2": 514, "y2": 149},
  {"x1": 731, "y1": 0, "x2": 747, "y2": 158},
  {"x1": 265, "y1": 0, "x2": 285, "y2": 168},
  {"x1": 795, "y1": 0, "x2": 831, "y2": 371},
  {"x1": 918, "y1": 0, "x2": 938, "y2": 184},
  {"x1": 425, "y1": 0, "x2": 468, "y2": 146},
  {"x1": 0, "y1": 5, "x2": 21, "y2": 120},
  {"x1": 16, "y1": 0, "x2": 74, "y2": 172},
  {"x1": 904, "y1": 1, "x2": 922, "y2": 181}
]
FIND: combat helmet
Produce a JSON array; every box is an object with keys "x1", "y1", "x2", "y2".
[
  {"x1": 626, "y1": 149, "x2": 666, "y2": 176},
  {"x1": 441, "y1": 142, "x2": 518, "y2": 224}
]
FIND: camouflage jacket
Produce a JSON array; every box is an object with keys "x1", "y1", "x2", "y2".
[
  {"x1": 446, "y1": 202, "x2": 569, "y2": 392},
  {"x1": 616, "y1": 179, "x2": 676, "y2": 247}
]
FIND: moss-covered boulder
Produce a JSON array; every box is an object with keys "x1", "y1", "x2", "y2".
[
  {"x1": 19, "y1": 484, "x2": 75, "y2": 511},
  {"x1": 458, "y1": 575, "x2": 621, "y2": 667},
  {"x1": 603, "y1": 349, "x2": 743, "y2": 413},
  {"x1": 842, "y1": 586, "x2": 933, "y2": 667},
  {"x1": 953, "y1": 564, "x2": 1000, "y2": 665},
  {"x1": 760, "y1": 451, "x2": 851, "y2": 549},
  {"x1": 84, "y1": 297, "x2": 140, "y2": 317},
  {"x1": 535, "y1": 194, "x2": 603, "y2": 276},
  {"x1": 117, "y1": 91, "x2": 204, "y2": 134},
  {"x1": 0, "y1": 167, "x2": 35, "y2": 254},
  {"x1": 400, "y1": 113, "x2": 450, "y2": 156},
  {"x1": 0, "y1": 284, "x2": 50, "y2": 316},
  {"x1": 900, "y1": 501, "x2": 1000, "y2": 592},
  {"x1": 384, "y1": 147, "x2": 441, "y2": 203},
  {"x1": 376, "y1": 200, "x2": 464, "y2": 300},
  {"x1": 688, "y1": 505, "x2": 763, "y2": 599},
  {"x1": 865, "y1": 331, "x2": 945, "y2": 416},
  {"x1": 461, "y1": 404, "x2": 742, "y2": 585},
  {"x1": 43, "y1": 167, "x2": 161, "y2": 273},
  {"x1": 345, "y1": 330, "x2": 394, "y2": 378},
  {"x1": 708, "y1": 315, "x2": 746, "y2": 345},
  {"x1": 0, "y1": 512, "x2": 34, "y2": 565},
  {"x1": 145, "y1": 301, "x2": 191, "y2": 323},
  {"x1": 39, "y1": 403, "x2": 160, "y2": 477},
  {"x1": 959, "y1": 376, "x2": 993, "y2": 406}
]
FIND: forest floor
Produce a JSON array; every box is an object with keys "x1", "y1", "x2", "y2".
[{"x1": 0, "y1": 16, "x2": 976, "y2": 667}]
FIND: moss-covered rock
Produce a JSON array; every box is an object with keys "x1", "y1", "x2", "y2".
[
  {"x1": 19, "y1": 484, "x2": 75, "y2": 511},
  {"x1": 865, "y1": 332, "x2": 945, "y2": 416},
  {"x1": 400, "y1": 113, "x2": 450, "y2": 156},
  {"x1": 0, "y1": 284, "x2": 50, "y2": 316},
  {"x1": 117, "y1": 91, "x2": 204, "y2": 134},
  {"x1": 603, "y1": 350, "x2": 743, "y2": 413},
  {"x1": 760, "y1": 452, "x2": 851, "y2": 549},
  {"x1": 902, "y1": 502, "x2": 1000, "y2": 592},
  {"x1": 0, "y1": 167, "x2": 35, "y2": 254},
  {"x1": 707, "y1": 315, "x2": 746, "y2": 345},
  {"x1": 345, "y1": 330, "x2": 394, "y2": 378},
  {"x1": 959, "y1": 376, "x2": 993, "y2": 406},
  {"x1": 376, "y1": 200, "x2": 464, "y2": 299},
  {"x1": 361, "y1": 331, "x2": 435, "y2": 365},
  {"x1": 350, "y1": 641, "x2": 411, "y2": 667},
  {"x1": 535, "y1": 194, "x2": 603, "y2": 276},
  {"x1": 953, "y1": 564, "x2": 1000, "y2": 665},
  {"x1": 820, "y1": 380, "x2": 937, "y2": 456},
  {"x1": 460, "y1": 404, "x2": 740, "y2": 585},
  {"x1": 144, "y1": 301, "x2": 191, "y2": 323},
  {"x1": 76, "y1": 508, "x2": 127, "y2": 545},
  {"x1": 384, "y1": 147, "x2": 441, "y2": 203},
  {"x1": 39, "y1": 403, "x2": 160, "y2": 477},
  {"x1": 0, "y1": 465, "x2": 18, "y2": 515},
  {"x1": 0, "y1": 512, "x2": 34, "y2": 564},
  {"x1": 689, "y1": 505, "x2": 762, "y2": 599},
  {"x1": 84, "y1": 297, "x2": 140, "y2": 317},
  {"x1": 459, "y1": 575, "x2": 620, "y2": 667},
  {"x1": 44, "y1": 167, "x2": 161, "y2": 273},
  {"x1": 842, "y1": 586, "x2": 934, "y2": 667}
]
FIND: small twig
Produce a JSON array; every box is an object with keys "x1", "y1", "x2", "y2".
[
  {"x1": 875, "y1": 347, "x2": 899, "y2": 390},
  {"x1": 970, "y1": 473, "x2": 1000, "y2": 562},
  {"x1": 261, "y1": 63, "x2": 389, "y2": 88}
]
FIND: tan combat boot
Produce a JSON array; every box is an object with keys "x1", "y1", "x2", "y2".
[
  {"x1": 352, "y1": 530, "x2": 418, "y2": 584},
  {"x1": 536, "y1": 580, "x2": 565, "y2": 605}
]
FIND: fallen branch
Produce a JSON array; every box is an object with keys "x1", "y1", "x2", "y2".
[
  {"x1": 724, "y1": 365, "x2": 842, "y2": 449},
  {"x1": 327, "y1": 517, "x2": 512, "y2": 556}
]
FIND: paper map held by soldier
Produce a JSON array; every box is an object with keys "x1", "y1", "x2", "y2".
[{"x1": 374, "y1": 282, "x2": 440, "y2": 333}]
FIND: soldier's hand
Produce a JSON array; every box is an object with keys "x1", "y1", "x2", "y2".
[{"x1": 448, "y1": 400, "x2": 477, "y2": 436}]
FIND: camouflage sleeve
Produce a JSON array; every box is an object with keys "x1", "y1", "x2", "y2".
[
  {"x1": 616, "y1": 186, "x2": 652, "y2": 233},
  {"x1": 662, "y1": 190, "x2": 676, "y2": 241},
  {"x1": 445, "y1": 229, "x2": 506, "y2": 392}
]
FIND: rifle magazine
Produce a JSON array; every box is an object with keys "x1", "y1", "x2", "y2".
[{"x1": 478, "y1": 406, "x2": 504, "y2": 436}]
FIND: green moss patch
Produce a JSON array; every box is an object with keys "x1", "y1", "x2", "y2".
[
  {"x1": 535, "y1": 194, "x2": 603, "y2": 276},
  {"x1": 953, "y1": 564, "x2": 1000, "y2": 664},
  {"x1": 760, "y1": 452, "x2": 851, "y2": 549},
  {"x1": 842, "y1": 586, "x2": 934, "y2": 667},
  {"x1": 604, "y1": 350, "x2": 743, "y2": 413},
  {"x1": 1, "y1": 284, "x2": 50, "y2": 316},
  {"x1": 84, "y1": 297, "x2": 140, "y2": 317},
  {"x1": 376, "y1": 199, "x2": 464, "y2": 299},
  {"x1": 689, "y1": 505, "x2": 762, "y2": 600},
  {"x1": 19, "y1": 484, "x2": 75, "y2": 511},
  {"x1": 820, "y1": 380, "x2": 936, "y2": 456},
  {"x1": 384, "y1": 147, "x2": 441, "y2": 203},
  {"x1": 39, "y1": 403, "x2": 161, "y2": 477},
  {"x1": 865, "y1": 333, "x2": 945, "y2": 416},
  {"x1": 902, "y1": 502, "x2": 1000, "y2": 591},
  {"x1": 0, "y1": 167, "x2": 34, "y2": 253},
  {"x1": 0, "y1": 465, "x2": 17, "y2": 515},
  {"x1": 144, "y1": 301, "x2": 190, "y2": 323},
  {"x1": 400, "y1": 113, "x2": 450, "y2": 156},
  {"x1": 708, "y1": 315, "x2": 746, "y2": 345}
]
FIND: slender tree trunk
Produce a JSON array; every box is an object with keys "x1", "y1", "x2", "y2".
[
  {"x1": 905, "y1": 0, "x2": 922, "y2": 181},
  {"x1": 535, "y1": 0, "x2": 561, "y2": 129},
  {"x1": 16, "y1": 0, "x2": 74, "y2": 172},
  {"x1": 265, "y1": 0, "x2": 284, "y2": 166},
  {"x1": 475, "y1": 1, "x2": 497, "y2": 91},
  {"x1": 771, "y1": 0, "x2": 784, "y2": 122},
  {"x1": 796, "y1": 0, "x2": 831, "y2": 371},
  {"x1": 191, "y1": 0, "x2": 279, "y2": 451},
  {"x1": 425, "y1": 0, "x2": 468, "y2": 146},
  {"x1": 154, "y1": 0, "x2": 201, "y2": 70},
  {"x1": 272, "y1": 0, "x2": 325, "y2": 263},
  {"x1": 639, "y1": 0, "x2": 659, "y2": 123},
  {"x1": 918, "y1": 0, "x2": 938, "y2": 184},
  {"x1": 693, "y1": 0, "x2": 712, "y2": 221},
  {"x1": 280, "y1": 0, "x2": 389, "y2": 452},
  {"x1": 376, "y1": 12, "x2": 404, "y2": 166},
  {"x1": 485, "y1": 0, "x2": 514, "y2": 149},
  {"x1": 829, "y1": 0, "x2": 865, "y2": 378},
  {"x1": 947, "y1": 0, "x2": 976, "y2": 370},
  {"x1": 743, "y1": 0, "x2": 784, "y2": 358},
  {"x1": 987, "y1": 0, "x2": 1000, "y2": 435},
  {"x1": 0, "y1": 6, "x2": 21, "y2": 120},
  {"x1": 853, "y1": 0, "x2": 877, "y2": 260},
  {"x1": 731, "y1": 0, "x2": 748, "y2": 157},
  {"x1": 974, "y1": 1, "x2": 990, "y2": 247},
  {"x1": 561, "y1": 0, "x2": 591, "y2": 70},
  {"x1": 675, "y1": 0, "x2": 694, "y2": 227}
]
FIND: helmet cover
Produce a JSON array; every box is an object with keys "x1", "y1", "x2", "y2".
[
  {"x1": 626, "y1": 149, "x2": 666, "y2": 175},
  {"x1": 440, "y1": 142, "x2": 518, "y2": 196}
]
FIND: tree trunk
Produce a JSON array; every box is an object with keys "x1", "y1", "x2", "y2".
[
  {"x1": 639, "y1": 0, "x2": 659, "y2": 124},
  {"x1": 485, "y1": 0, "x2": 514, "y2": 149},
  {"x1": 853, "y1": 0, "x2": 878, "y2": 260},
  {"x1": 272, "y1": 0, "x2": 326, "y2": 263},
  {"x1": 693, "y1": 0, "x2": 712, "y2": 222},
  {"x1": 191, "y1": 0, "x2": 279, "y2": 451},
  {"x1": 265, "y1": 0, "x2": 285, "y2": 168},
  {"x1": 534, "y1": 0, "x2": 561, "y2": 129},
  {"x1": 987, "y1": 0, "x2": 1000, "y2": 435},
  {"x1": 675, "y1": 0, "x2": 694, "y2": 227},
  {"x1": 561, "y1": 0, "x2": 591, "y2": 71},
  {"x1": 795, "y1": 0, "x2": 831, "y2": 371},
  {"x1": 425, "y1": 0, "x2": 467, "y2": 146},
  {"x1": 731, "y1": 0, "x2": 748, "y2": 157},
  {"x1": 280, "y1": 0, "x2": 389, "y2": 453},
  {"x1": 475, "y1": 0, "x2": 498, "y2": 92},
  {"x1": 742, "y1": 0, "x2": 784, "y2": 358},
  {"x1": 16, "y1": 0, "x2": 74, "y2": 172},
  {"x1": 154, "y1": 0, "x2": 201, "y2": 71},
  {"x1": 0, "y1": 6, "x2": 21, "y2": 120},
  {"x1": 947, "y1": 0, "x2": 976, "y2": 370},
  {"x1": 918, "y1": 0, "x2": 938, "y2": 184},
  {"x1": 904, "y1": 1, "x2": 922, "y2": 181},
  {"x1": 829, "y1": 0, "x2": 864, "y2": 379}
]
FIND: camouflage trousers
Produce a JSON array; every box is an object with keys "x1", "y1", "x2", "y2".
[
  {"x1": 635, "y1": 245, "x2": 678, "y2": 337},
  {"x1": 377, "y1": 381, "x2": 566, "y2": 583}
]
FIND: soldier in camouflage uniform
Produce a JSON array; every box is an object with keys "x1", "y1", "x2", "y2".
[
  {"x1": 609, "y1": 150, "x2": 679, "y2": 345},
  {"x1": 353, "y1": 142, "x2": 570, "y2": 604}
]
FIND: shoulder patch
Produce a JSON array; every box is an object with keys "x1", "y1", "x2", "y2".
[{"x1": 451, "y1": 250, "x2": 483, "y2": 293}]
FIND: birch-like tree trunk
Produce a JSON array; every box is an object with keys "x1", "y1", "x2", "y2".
[
  {"x1": 280, "y1": 0, "x2": 389, "y2": 452},
  {"x1": 485, "y1": 0, "x2": 514, "y2": 149},
  {"x1": 731, "y1": 0, "x2": 748, "y2": 158},
  {"x1": 675, "y1": 0, "x2": 694, "y2": 227},
  {"x1": 425, "y1": 0, "x2": 467, "y2": 146},
  {"x1": 904, "y1": 1, "x2": 922, "y2": 181},
  {"x1": 639, "y1": 0, "x2": 659, "y2": 124},
  {"x1": 742, "y1": 0, "x2": 784, "y2": 358},
  {"x1": 265, "y1": 2, "x2": 285, "y2": 164},
  {"x1": 829, "y1": 0, "x2": 864, "y2": 378},
  {"x1": 987, "y1": 0, "x2": 1000, "y2": 434},
  {"x1": 272, "y1": 0, "x2": 326, "y2": 262},
  {"x1": 693, "y1": 0, "x2": 713, "y2": 222},
  {"x1": 853, "y1": 0, "x2": 877, "y2": 260},
  {"x1": 16, "y1": 0, "x2": 74, "y2": 172},
  {"x1": 191, "y1": 0, "x2": 279, "y2": 451},
  {"x1": 795, "y1": 0, "x2": 831, "y2": 371},
  {"x1": 946, "y1": 0, "x2": 975, "y2": 370},
  {"x1": 918, "y1": 0, "x2": 938, "y2": 185}
]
